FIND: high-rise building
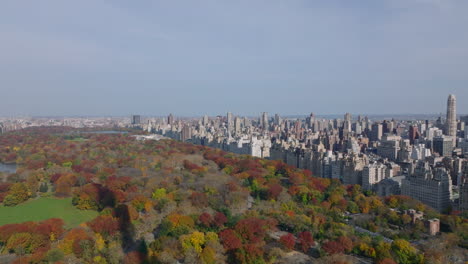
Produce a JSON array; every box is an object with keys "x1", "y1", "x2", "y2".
[
  {"x1": 433, "y1": 136, "x2": 453, "y2": 157},
  {"x1": 234, "y1": 117, "x2": 242, "y2": 135},
  {"x1": 461, "y1": 115, "x2": 468, "y2": 125},
  {"x1": 382, "y1": 120, "x2": 392, "y2": 134},
  {"x1": 459, "y1": 163, "x2": 468, "y2": 212},
  {"x1": 409, "y1": 125, "x2": 420, "y2": 145},
  {"x1": 274, "y1": 114, "x2": 281, "y2": 126},
  {"x1": 306, "y1": 113, "x2": 315, "y2": 128},
  {"x1": 370, "y1": 123, "x2": 383, "y2": 141},
  {"x1": 181, "y1": 124, "x2": 192, "y2": 141},
  {"x1": 261, "y1": 112, "x2": 269, "y2": 131},
  {"x1": 202, "y1": 115, "x2": 209, "y2": 126},
  {"x1": 343, "y1": 113, "x2": 352, "y2": 131},
  {"x1": 446, "y1": 94, "x2": 457, "y2": 137},
  {"x1": 370, "y1": 123, "x2": 383, "y2": 142},
  {"x1": 168, "y1": 114, "x2": 174, "y2": 125},
  {"x1": 227, "y1": 112, "x2": 233, "y2": 132},
  {"x1": 460, "y1": 140, "x2": 468, "y2": 156},
  {"x1": 131, "y1": 115, "x2": 141, "y2": 125},
  {"x1": 401, "y1": 164, "x2": 452, "y2": 212},
  {"x1": 362, "y1": 163, "x2": 388, "y2": 191},
  {"x1": 377, "y1": 134, "x2": 401, "y2": 160}
]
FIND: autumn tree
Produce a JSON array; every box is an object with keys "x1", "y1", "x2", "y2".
[
  {"x1": 213, "y1": 212, "x2": 228, "y2": 228},
  {"x1": 3, "y1": 182, "x2": 30, "y2": 206},
  {"x1": 297, "y1": 231, "x2": 314, "y2": 253},
  {"x1": 279, "y1": 233, "x2": 295, "y2": 251},
  {"x1": 322, "y1": 240, "x2": 345, "y2": 255},
  {"x1": 267, "y1": 183, "x2": 283, "y2": 200},
  {"x1": 199, "y1": 212, "x2": 213, "y2": 228},
  {"x1": 87, "y1": 215, "x2": 120, "y2": 238},
  {"x1": 391, "y1": 239, "x2": 424, "y2": 264}
]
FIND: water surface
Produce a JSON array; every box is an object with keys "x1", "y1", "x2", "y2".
[{"x1": 0, "y1": 163, "x2": 17, "y2": 173}]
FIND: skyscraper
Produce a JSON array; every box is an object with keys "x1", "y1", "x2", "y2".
[
  {"x1": 370, "y1": 123, "x2": 383, "y2": 142},
  {"x1": 234, "y1": 116, "x2": 242, "y2": 135},
  {"x1": 409, "y1": 125, "x2": 419, "y2": 145},
  {"x1": 261, "y1": 112, "x2": 269, "y2": 131},
  {"x1": 227, "y1": 112, "x2": 233, "y2": 132},
  {"x1": 446, "y1": 94, "x2": 457, "y2": 137},
  {"x1": 131, "y1": 115, "x2": 141, "y2": 125},
  {"x1": 274, "y1": 114, "x2": 281, "y2": 126},
  {"x1": 343, "y1": 113, "x2": 352, "y2": 131},
  {"x1": 202, "y1": 115, "x2": 209, "y2": 126},
  {"x1": 168, "y1": 114, "x2": 174, "y2": 125}
]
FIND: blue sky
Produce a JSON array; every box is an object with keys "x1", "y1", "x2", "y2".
[{"x1": 1, "y1": 0, "x2": 467, "y2": 116}]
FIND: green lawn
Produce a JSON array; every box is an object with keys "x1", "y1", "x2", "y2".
[
  {"x1": 67, "y1": 137, "x2": 88, "y2": 142},
  {"x1": 0, "y1": 197, "x2": 98, "y2": 229}
]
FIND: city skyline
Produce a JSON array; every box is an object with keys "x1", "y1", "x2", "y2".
[{"x1": 1, "y1": 1, "x2": 468, "y2": 116}]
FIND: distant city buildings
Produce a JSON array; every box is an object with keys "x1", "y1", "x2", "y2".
[{"x1": 1, "y1": 94, "x2": 465, "y2": 213}]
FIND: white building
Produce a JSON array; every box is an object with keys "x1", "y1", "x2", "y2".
[{"x1": 402, "y1": 164, "x2": 452, "y2": 212}]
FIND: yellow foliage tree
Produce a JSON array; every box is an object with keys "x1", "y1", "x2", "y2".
[
  {"x1": 201, "y1": 246, "x2": 216, "y2": 264},
  {"x1": 95, "y1": 233, "x2": 105, "y2": 251},
  {"x1": 181, "y1": 231, "x2": 206, "y2": 254}
]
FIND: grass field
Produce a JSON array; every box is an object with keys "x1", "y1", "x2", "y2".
[{"x1": 0, "y1": 197, "x2": 98, "y2": 229}]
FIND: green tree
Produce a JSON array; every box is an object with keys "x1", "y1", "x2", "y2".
[
  {"x1": 39, "y1": 182, "x2": 49, "y2": 193},
  {"x1": 47, "y1": 248, "x2": 65, "y2": 262}
]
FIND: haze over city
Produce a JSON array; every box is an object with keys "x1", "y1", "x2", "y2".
[{"x1": 1, "y1": 0, "x2": 468, "y2": 116}]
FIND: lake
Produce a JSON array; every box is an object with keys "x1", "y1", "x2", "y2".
[{"x1": 0, "y1": 163, "x2": 17, "y2": 173}]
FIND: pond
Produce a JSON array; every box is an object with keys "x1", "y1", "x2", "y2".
[{"x1": 0, "y1": 163, "x2": 17, "y2": 173}]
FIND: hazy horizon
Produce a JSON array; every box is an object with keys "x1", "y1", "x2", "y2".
[
  {"x1": 1, "y1": 0, "x2": 467, "y2": 116},
  {"x1": 2, "y1": 113, "x2": 467, "y2": 120}
]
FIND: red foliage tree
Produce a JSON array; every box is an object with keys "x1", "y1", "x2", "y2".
[
  {"x1": 378, "y1": 258, "x2": 397, "y2": 264},
  {"x1": 0, "y1": 183, "x2": 12, "y2": 193},
  {"x1": 0, "y1": 183, "x2": 12, "y2": 203},
  {"x1": 87, "y1": 215, "x2": 119, "y2": 237},
  {"x1": 124, "y1": 251, "x2": 146, "y2": 264},
  {"x1": 50, "y1": 173, "x2": 62, "y2": 183},
  {"x1": 267, "y1": 183, "x2": 283, "y2": 200},
  {"x1": 337, "y1": 236, "x2": 353, "y2": 253},
  {"x1": 219, "y1": 229, "x2": 242, "y2": 251},
  {"x1": 0, "y1": 222, "x2": 35, "y2": 244},
  {"x1": 234, "y1": 218, "x2": 270, "y2": 244},
  {"x1": 279, "y1": 233, "x2": 295, "y2": 251},
  {"x1": 0, "y1": 218, "x2": 65, "y2": 255},
  {"x1": 36, "y1": 218, "x2": 65, "y2": 239},
  {"x1": 183, "y1": 160, "x2": 202, "y2": 171},
  {"x1": 199, "y1": 212, "x2": 213, "y2": 227},
  {"x1": 297, "y1": 231, "x2": 314, "y2": 252},
  {"x1": 235, "y1": 243, "x2": 264, "y2": 264},
  {"x1": 322, "y1": 240, "x2": 345, "y2": 255},
  {"x1": 213, "y1": 212, "x2": 228, "y2": 228}
]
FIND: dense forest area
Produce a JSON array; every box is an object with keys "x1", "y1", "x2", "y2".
[{"x1": 0, "y1": 127, "x2": 467, "y2": 264}]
